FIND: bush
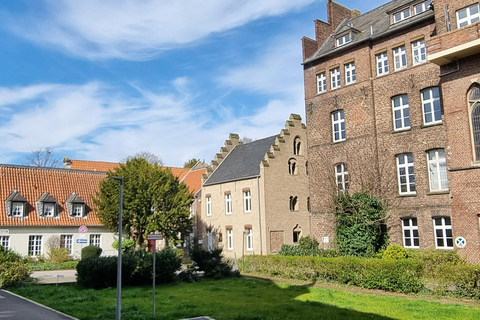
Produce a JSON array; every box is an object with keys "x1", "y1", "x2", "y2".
[
  {"x1": 0, "y1": 246, "x2": 31, "y2": 288},
  {"x1": 382, "y1": 244, "x2": 407, "y2": 260},
  {"x1": 190, "y1": 247, "x2": 238, "y2": 278},
  {"x1": 81, "y1": 246, "x2": 102, "y2": 259},
  {"x1": 112, "y1": 238, "x2": 136, "y2": 252},
  {"x1": 427, "y1": 264, "x2": 480, "y2": 299},
  {"x1": 77, "y1": 248, "x2": 182, "y2": 289},
  {"x1": 47, "y1": 248, "x2": 72, "y2": 264},
  {"x1": 298, "y1": 236, "x2": 319, "y2": 250},
  {"x1": 279, "y1": 244, "x2": 339, "y2": 257}
]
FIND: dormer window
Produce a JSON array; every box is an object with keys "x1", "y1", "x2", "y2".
[
  {"x1": 393, "y1": 8, "x2": 411, "y2": 23},
  {"x1": 5, "y1": 189, "x2": 27, "y2": 218},
  {"x1": 36, "y1": 193, "x2": 59, "y2": 218},
  {"x1": 414, "y1": 1, "x2": 430, "y2": 15},
  {"x1": 66, "y1": 192, "x2": 86, "y2": 218},
  {"x1": 336, "y1": 33, "x2": 351, "y2": 47}
]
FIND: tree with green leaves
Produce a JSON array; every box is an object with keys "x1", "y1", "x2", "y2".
[
  {"x1": 334, "y1": 191, "x2": 388, "y2": 257},
  {"x1": 94, "y1": 157, "x2": 193, "y2": 247},
  {"x1": 183, "y1": 158, "x2": 200, "y2": 168}
]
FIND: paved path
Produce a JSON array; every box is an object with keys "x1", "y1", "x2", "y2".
[
  {"x1": 31, "y1": 269, "x2": 77, "y2": 284},
  {"x1": 0, "y1": 290, "x2": 78, "y2": 320}
]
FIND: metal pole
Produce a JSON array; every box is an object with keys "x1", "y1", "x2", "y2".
[
  {"x1": 109, "y1": 176, "x2": 123, "y2": 320},
  {"x1": 153, "y1": 241, "x2": 156, "y2": 319}
]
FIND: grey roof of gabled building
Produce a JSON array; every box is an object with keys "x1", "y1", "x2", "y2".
[
  {"x1": 304, "y1": 0, "x2": 434, "y2": 64},
  {"x1": 203, "y1": 135, "x2": 278, "y2": 186}
]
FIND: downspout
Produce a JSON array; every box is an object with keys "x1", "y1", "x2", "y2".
[{"x1": 256, "y1": 176, "x2": 263, "y2": 255}]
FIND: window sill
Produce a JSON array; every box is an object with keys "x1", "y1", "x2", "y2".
[
  {"x1": 427, "y1": 190, "x2": 450, "y2": 195},
  {"x1": 397, "y1": 193, "x2": 417, "y2": 198},
  {"x1": 421, "y1": 122, "x2": 443, "y2": 129},
  {"x1": 332, "y1": 139, "x2": 346, "y2": 144},
  {"x1": 392, "y1": 128, "x2": 411, "y2": 134},
  {"x1": 376, "y1": 72, "x2": 389, "y2": 78},
  {"x1": 394, "y1": 66, "x2": 408, "y2": 72}
]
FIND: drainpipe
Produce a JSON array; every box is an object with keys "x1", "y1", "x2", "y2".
[{"x1": 257, "y1": 176, "x2": 263, "y2": 255}]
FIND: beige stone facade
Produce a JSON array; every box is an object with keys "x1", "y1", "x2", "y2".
[
  {"x1": 303, "y1": 0, "x2": 480, "y2": 263},
  {"x1": 199, "y1": 114, "x2": 310, "y2": 258}
]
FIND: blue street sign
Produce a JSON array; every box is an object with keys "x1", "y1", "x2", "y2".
[{"x1": 76, "y1": 238, "x2": 88, "y2": 244}]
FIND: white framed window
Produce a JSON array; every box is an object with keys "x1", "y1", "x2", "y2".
[
  {"x1": 225, "y1": 193, "x2": 232, "y2": 215},
  {"x1": 344, "y1": 62, "x2": 356, "y2": 85},
  {"x1": 422, "y1": 87, "x2": 442, "y2": 125},
  {"x1": 28, "y1": 235, "x2": 42, "y2": 256},
  {"x1": 336, "y1": 33, "x2": 351, "y2": 47},
  {"x1": 43, "y1": 203, "x2": 55, "y2": 218},
  {"x1": 412, "y1": 39, "x2": 426, "y2": 65},
  {"x1": 335, "y1": 163, "x2": 349, "y2": 193},
  {"x1": 206, "y1": 196, "x2": 212, "y2": 216},
  {"x1": 402, "y1": 218, "x2": 419, "y2": 248},
  {"x1": 393, "y1": 8, "x2": 411, "y2": 23},
  {"x1": 12, "y1": 202, "x2": 25, "y2": 217},
  {"x1": 72, "y1": 204, "x2": 84, "y2": 217},
  {"x1": 0, "y1": 236, "x2": 10, "y2": 250},
  {"x1": 227, "y1": 229, "x2": 233, "y2": 250},
  {"x1": 414, "y1": 1, "x2": 430, "y2": 15},
  {"x1": 245, "y1": 228, "x2": 253, "y2": 251},
  {"x1": 330, "y1": 67, "x2": 341, "y2": 90},
  {"x1": 427, "y1": 149, "x2": 448, "y2": 192},
  {"x1": 393, "y1": 46, "x2": 407, "y2": 71},
  {"x1": 90, "y1": 234, "x2": 101, "y2": 247},
  {"x1": 433, "y1": 217, "x2": 454, "y2": 249},
  {"x1": 376, "y1": 52, "x2": 389, "y2": 76},
  {"x1": 243, "y1": 190, "x2": 252, "y2": 213},
  {"x1": 392, "y1": 95, "x2": 410, "y2": 131},
  {"x1": 317, "y1": 72, "x2": 327, "y2": 94},
  {"x1": 457, "y1": 4, "x2": 480, "y2": 28},
  {"x1": 396, "y1": 153, "x2": 416, "y2": 195},
  {"x1": 332, "y1": 110, "x2": 346, "y2": 142},
  {"x1": 61, "y1": 235, "x2": 73, "y2": 254}
]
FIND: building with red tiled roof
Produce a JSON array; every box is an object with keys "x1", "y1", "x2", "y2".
[{"x1": 0, "y1": 164, "x2": 116, "y2": 258}]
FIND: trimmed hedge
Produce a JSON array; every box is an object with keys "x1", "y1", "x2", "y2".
[
  {"x1": 81, "y1": 245, "x2": 102, "y2": 259},
  {"x1": 240, "y1": 255, "x2": 424, "y2": 294}
]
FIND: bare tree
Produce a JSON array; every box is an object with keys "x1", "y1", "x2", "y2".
[
  {"x1": 240, "y1": 136, "x2": 255, "y2": 144},
  {"x1": 25, "y1": 147, "x2": 62, "y2": 168},
  {"x1": 123, "y1": 151, "x2": 163, "y2": 166}
]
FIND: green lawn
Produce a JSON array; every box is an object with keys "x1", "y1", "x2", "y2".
[{"x1": 10, "y1": 277, "x2": 480, "y2": 320}]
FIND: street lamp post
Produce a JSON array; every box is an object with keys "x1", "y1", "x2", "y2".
[{"x1": 109, "y1": 176, "x2": 123, "y2": 320}]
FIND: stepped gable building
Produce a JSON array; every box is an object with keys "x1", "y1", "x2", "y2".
[
  {"x1": 0, "y1": 164, "x2": 116, "y2": 258},
  {"x1": 303, "y1": 0, "x2": 480, "y2": 262},
  {"x1": 200, "y1": 114, "x2": 310, "y2": 258}
]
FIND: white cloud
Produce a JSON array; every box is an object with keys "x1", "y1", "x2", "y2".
[{"x1": 7, "y1": 0, "x2": 315, "y2": 60}]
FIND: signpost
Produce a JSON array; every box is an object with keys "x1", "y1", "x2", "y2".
[{"x1": 147, "y1": 234, "x2": 163, "y2": 319}]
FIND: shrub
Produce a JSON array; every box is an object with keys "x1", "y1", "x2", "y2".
[
  {"x1": 190, "y1": 247, "x2": 238, "y2": 278},
  {"x1": 47, "y1": 248, "x2": 72, "y2": 264},
  {"x1": 298, "y1": 236, "x2": 319, "y2": 250},
  {"x1": 0, "y1": 246, "x2": 31, "y2": 288},
  {"x1": 279, "y1": 244, "x2": 339, "y2": 257},
  {"x1": 382, "y1": 244, "x2": 407, "y2": 260},
  {"x1": 76, "y1": 256, "x2": 118, "y2": 289},
  {"x1": 112, "y1": 238, "x2": 136, "y2": 252},
  {"x1": 81, "y1": 246, "x2": 102, "y2": 259}
]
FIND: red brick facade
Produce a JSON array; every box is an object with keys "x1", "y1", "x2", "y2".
[{"x1": 303, "y1": 0, "x2": 480, "y2": 263}]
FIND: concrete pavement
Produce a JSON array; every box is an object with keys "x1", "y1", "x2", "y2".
[{"x1": 31, "y1": 269, "x2": 77, "y2": 284}]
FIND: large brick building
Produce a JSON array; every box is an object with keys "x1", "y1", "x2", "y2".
[{"x1": 302, "y1": 0, "x2": 480, "y2": 262}]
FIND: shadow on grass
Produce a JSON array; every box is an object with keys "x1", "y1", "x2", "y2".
[{"x1": 11, "y1": 277, "x2": 399, "y2": 320}]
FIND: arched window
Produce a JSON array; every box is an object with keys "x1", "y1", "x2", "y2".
[
  {"x1": 469, "y1": 84, "x2": 480, "y2": 162},
  {"x1": 289, "y1": 196, "x2": 298, "y2": 211},
  {"x1": 293, "y1": 224, "x2": 302, "y2": 244},
  {"x1": 288, "y1": 158, "x2": 298, "y2": 175},
  {"x1": 293, "y1": 137, "x2": 301, "y2": 155}
]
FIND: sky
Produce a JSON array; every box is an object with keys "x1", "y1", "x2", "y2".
[{"x1": 0, "y1": 0, "x2": 383, "y2": 168}]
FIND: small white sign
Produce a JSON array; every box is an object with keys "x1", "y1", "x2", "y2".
[
  {"x1": 147, "y1": 234, "x2": 163, "y2": 240},
  {"x1": 0, "y1": 229, "x2": 9, "y2": 235},
  {"x1": 455, "y1": 236, "x2": 466, "y2": 248},
  {"x1": 322, "y1": 236, "x2": 330, "y2": 243}
]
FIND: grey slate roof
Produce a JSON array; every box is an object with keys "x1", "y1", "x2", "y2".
[
  {"x1": 203, "y1": 135, "x2": 278, "y2": 186},
  {"x1": 304, "y1": 0, "x2": 434, "y2": 64}
]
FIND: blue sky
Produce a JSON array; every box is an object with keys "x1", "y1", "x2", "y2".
[{"x1": 0, "y1": 0, "x2": 383, "y2": 167}]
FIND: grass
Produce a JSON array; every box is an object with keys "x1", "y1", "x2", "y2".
[{"x1": 10, "y1": 277, "x2": 480, "y2": 320}]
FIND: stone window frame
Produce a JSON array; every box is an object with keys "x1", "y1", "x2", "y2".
[
  {"x1": 433, "y1": 217, "x2": 454, "y2": 249},
  {"x1": 396, "y1": 153, "x2": 417, "y2": 195},
  {"x1": 293, "y1": 136, "x2": 302, "y2": 155},
  {"x1": 245, "y1": 227, "x2": 253, "y2": 251},
  {"x1": 293, "y1": 224, "x2": 302, "y2": 244},
  {"x1": 205, "y1": 195, "x2": 212, "y2": 216},
  {"x1": 334, "y1": 163, "x2": 349, "y2": 194},
  {"x1": 330, "y1": 67, "x2": 341, "y2": 90},
  {"x1": 426, "y1": 149, "x2": 449, "y2": 192},
  {"x1": 392, "y1": 94, "x2": 411, "y2": 131},
  {"x1": 456, "y1": 3, "x2": 480, "y2": 28},
  {"x1": 412, "y1": 39, "x2": 427, "y2": 65},
  {"x1": 344, "y1": 61, "x2": 356, "y2": 85},
  {"x1": 226, "y1": 228, "x2": 234, "y2": 250},
  {"x1": 376, "y1": 52, "x2": 389, "y2": 76},
  {"x1": 243, "y1": 189, "x2": 252, "y2": 213},
  {"x1": 421, "y1": 87, "x2": 442, "y2": 126},
  {"x1": 402, "y1": 217, "x2": 420, "y2": 248},
  {"x1": 288, "y1": 158, "x2": 298, "y2": 175},
  {"x1": 393, "y1": 45, "x2": 407, "y2": 71},
  {"x1": 316, "y1": 72, "x2": 327, "y2": 94},
  {"x1": 224, "y1": 192, "x2": 232, "y2": 215},
  {"x1": 289, "y1": 196, "x2": 299, "y2": 212},
  {"x1": 332, "y1": 109, "x2": 346, "y2": 142}
]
